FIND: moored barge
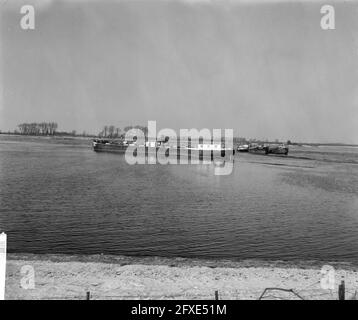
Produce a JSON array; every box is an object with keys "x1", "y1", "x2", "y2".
[{"x1": 92, "y1": 139, "x2": 235, "y2": 160}]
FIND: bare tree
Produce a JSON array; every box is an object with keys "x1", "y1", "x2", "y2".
[
  {"x1": 115, "y1": 127, "x2": 121, "y2": 138},
  {"x1": 16, "y1": 122, "x2": 58, "y2": 136},
  {"x1": 53, "y1": 122, "x2": 58, "y2": 135},
  {"x1": 108, "y1": 125, "x2": 115, "y2": 138}
]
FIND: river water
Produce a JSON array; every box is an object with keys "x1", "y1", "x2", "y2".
[{"x1": 0, "y1": 135, "x2": 357, "y2": 263}]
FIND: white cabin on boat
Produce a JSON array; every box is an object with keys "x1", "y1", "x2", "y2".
[{"x1": 197, "y1": 143, "x2": 222, "y2": 151}]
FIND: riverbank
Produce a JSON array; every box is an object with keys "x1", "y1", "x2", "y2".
[{"x1": 5, "y1": 254, "x2": 358, "y2": 300}]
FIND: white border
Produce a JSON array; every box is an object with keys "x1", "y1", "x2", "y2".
[{"x1": 0, "y1": 233, "x2": 7, "y2": 300}]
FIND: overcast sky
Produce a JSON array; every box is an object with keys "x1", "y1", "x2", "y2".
[{"x1": 1, "y1": 0, "x2": 358, "y2": 143}]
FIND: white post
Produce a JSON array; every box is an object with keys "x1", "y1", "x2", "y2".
[{"x1": 0, "y1": 232, "x2": 7, "y2": 300}]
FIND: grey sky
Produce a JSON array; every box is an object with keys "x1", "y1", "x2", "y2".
[{"x1": 1, "y1": 0, "x2": 358, "y2": 143}]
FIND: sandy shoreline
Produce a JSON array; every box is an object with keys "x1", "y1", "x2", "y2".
[{"x1": 5, "y1": 254, "x2": 358, "y2": 300}]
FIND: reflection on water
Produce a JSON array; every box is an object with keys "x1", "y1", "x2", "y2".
[{"x1": 0, "y1": 136, "x2": 357, "y2": 263}]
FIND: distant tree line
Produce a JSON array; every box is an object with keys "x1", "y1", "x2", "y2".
[
  {"x1": 13, "y1": 122, "x2": 150, "y2": 138},
  {"x1": 18, "y1": 122, "x2": 58, "y2": 135},
  {"x1": 98, "y1": 125, "x2": 148, "y2": 138}
]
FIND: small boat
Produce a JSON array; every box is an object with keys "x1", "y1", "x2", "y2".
[
  {"x1": 248, "y1": 143, "x2": 269, "y2": 154},
  {"x1": 237, "y1": 144, "x2": 249, "y2": 152},
  {"x1": 92, "y1": 139, "x2": 130, "y2": 153},
  {"x1": 267, "y1": 144, "x2": 289, "y2": 155},
  {"x1": 247, "y1": 143, "x2": 289, "y2": 155}
]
